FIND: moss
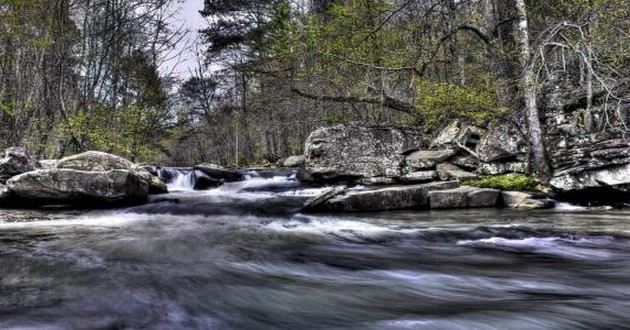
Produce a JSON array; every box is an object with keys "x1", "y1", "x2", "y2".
[{"x1": 462, "y1": 174, "x2": 539, "y2": 191}]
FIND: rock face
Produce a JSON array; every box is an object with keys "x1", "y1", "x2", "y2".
[
  {"x1": 429, "y1": 186, "x2": 500, "y2": 209},
  {"x1": 312, "y1": 181, "x2": 458, "y2": 212},
  {"x1": 0, "y1": 147, "x2": 41, "y2": 182},
  {"x1": 7, "y1": 169, "x2": 148, "y2": 205},
  {"x1": 549, "y1": 139, "x2": 630, "y2": 194},
  {"x1": 303, "y1": 124, "x2": 423, "y2": 181},
  {"x1": 57, "y1": 151, "x2": 134, "y2": 171},
  {"x1": 195, "y1": 164, "x2": 244, "y2": 182}
]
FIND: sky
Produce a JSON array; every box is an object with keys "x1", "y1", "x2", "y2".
[{"x1": 161, "y1": 0, "x2": 207, "y2": 79}]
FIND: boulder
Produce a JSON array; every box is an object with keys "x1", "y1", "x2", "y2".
[
  {"x1": 0, "y1": 147, "x2": 41, "y2": 181},
  {"x1": 283, "y1": 155, "x2": 306, "y2": 168},
  {"x1": 429, "y1": 186, "x2": 500, "y2": 209},
  {"x1": 436, "y1": 163, "x2": 478, "y2": 180},
  {"x1": 7, "y1": 169, "x2": 149, "y2": 206},
  {"x1": 399, "y1": 171, "x2": 438, "y2": 183},
  {"x1": 303, "y1": 124, "x2": 423, "y2": 181},
  {"x1": 57, "y1": 151, "x2": 134, "y2": 171},
  {"x1": 312, "y1": 181, "x2": 459, "y2": 212},
  {"x1": 193, "y1": 170, "x2": 223, "y2": 190},
  {"x1": 405, "y1": 149, "x2": 456, "y2": 171},
  {"x1": 134, "y1": 167, "x2": 168, "y2": 194},
  {"x1": 476, "y1": 124, "x2": 526, "y2": 162},
  {"x1": 501, "y1": 191, "x2": 554, "y2": 209},
  {"x1": 195, "y1": 164, "x2": 244, "y2": 182}
]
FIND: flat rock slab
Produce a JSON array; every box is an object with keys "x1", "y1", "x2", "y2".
[
  {"x1": 501, "y1": 191, "x2": 554, "y2": 209},
  {"x1": 314, "y1": 181, "x2": 459, "y2": 212},
  {"x1": 429, "y1": 186, "x2": 500, "y2": 209},
  {"x1": 405, "y1": 149, "x2": 456, "y2": 170},
  {"x1": 437, "y1": 163, "x2": 478, "y2": 180},
  {"x1": 399, "y1": 171, "x2": 438, "y2": 183}
]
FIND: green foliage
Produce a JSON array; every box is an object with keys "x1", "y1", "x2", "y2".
[
  {"x1": 62, "y1": 105, "x2": 163, "y2": 161},
  {"x1": 414, "y1": 79, "x2": 505, "y2": 131},
  {"x1": 462, "y1": 174, "x2": 539, "y2": 191}
]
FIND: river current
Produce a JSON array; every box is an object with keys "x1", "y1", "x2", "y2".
[{"x1": 1, "y1": 172, "x2": 629, "y2": 329}]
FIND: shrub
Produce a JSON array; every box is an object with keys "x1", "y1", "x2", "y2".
[{"x1": 462, "y1": 174, "x2": 539, "y2": 191}]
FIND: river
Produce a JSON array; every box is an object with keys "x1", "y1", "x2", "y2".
[{"x1": 0, "y1": 172, "x2": 629, "y2": 329}]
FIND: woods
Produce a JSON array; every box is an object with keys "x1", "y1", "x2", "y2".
[{"x1": 0, "y1": 0, "x2": 629, "y2": 179}]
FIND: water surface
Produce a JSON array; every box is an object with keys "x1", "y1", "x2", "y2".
[{"x1": 1, "y1": 175, "x2": 629, "y2": 329}]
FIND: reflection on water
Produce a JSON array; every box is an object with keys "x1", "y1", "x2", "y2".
[{"x1": 1, "y1": 192, "x2": 629, "y2": 329}]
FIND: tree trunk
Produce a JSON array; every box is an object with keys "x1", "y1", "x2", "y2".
[{"x1": 515, "y1": 0, "x2": 552, "y2": 182}]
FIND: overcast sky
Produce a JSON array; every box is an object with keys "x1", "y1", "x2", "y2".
[{"x1": 161, "y1": 0, "x2": 207, "y2": 79}]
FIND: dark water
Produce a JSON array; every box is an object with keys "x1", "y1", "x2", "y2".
[{"x1": 1, "y1": 175, "x2": 629, "y2": 329}]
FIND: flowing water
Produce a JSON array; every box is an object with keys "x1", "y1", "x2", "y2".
[{"x1": 1, "y1": 171, "x2": 629, "y2": 329}]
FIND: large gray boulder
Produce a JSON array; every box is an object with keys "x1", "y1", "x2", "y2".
[
  {"x1": 429, "y1": 186, "x2": 500, "y2": 209},
  {"x1": 303, "y1": 124, "x2": 423, "y2": 181},
  {"x1": 57, "y1": 151, "x2": 134, "y2": 171},
  {"x1": 0, "y1": 147, "x2": 41, "y2": 182},
  {"x1": 7, "y1": 169, "x2": 149, "y2": 205},
  {"x1": 476, "y1": 124, "x2": 526, "y2": 162},
  {"x1": 312, "y1": 181, "x2": 458, "y2": 212}
]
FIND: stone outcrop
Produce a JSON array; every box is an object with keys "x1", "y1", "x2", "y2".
[
  {"x1": 7, "y1": 169, "x2": 148, "y2": 206},
  {"x1": 549, "y1": 139, "x2": 630, "y2": 195},
  {"x1": 429, "y1": 186, "x2": 500, "y2": 209},
  {"x1": 195, "y1": 164, "x2": 244, "y2": 182},
  {"x1": 303, "y1": 124, "x2": 423, "y2": 181},
  {"x1": 311, "y1": 181, "x2": 458, "y2": 212},
  {"x1": 57, "y1": 151, "x2": 134, "y2": 171},
  {"x1": 0, "y1": 147, "x2": 41, "y2": 182}
]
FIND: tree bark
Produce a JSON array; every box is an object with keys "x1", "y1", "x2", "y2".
[{"x1": 515, "y1": 0, "x2": 552, "y2": 182}]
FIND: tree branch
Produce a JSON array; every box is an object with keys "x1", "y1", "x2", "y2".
[{"x1": 290, "y1": 88, "x2": 414, "y2": 114}]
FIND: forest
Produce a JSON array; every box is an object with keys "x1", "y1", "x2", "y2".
[{"x1": 0, "y1": 0, "x2": 628, "y2": 179}]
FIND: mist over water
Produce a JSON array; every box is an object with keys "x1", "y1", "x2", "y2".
[{"x1": 1, "y1": 173, "x2": 629, "y2": 329}]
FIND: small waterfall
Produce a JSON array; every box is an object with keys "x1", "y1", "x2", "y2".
[{"x1": 158, "y1": 167, "x2": 196, "y2": 191}]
